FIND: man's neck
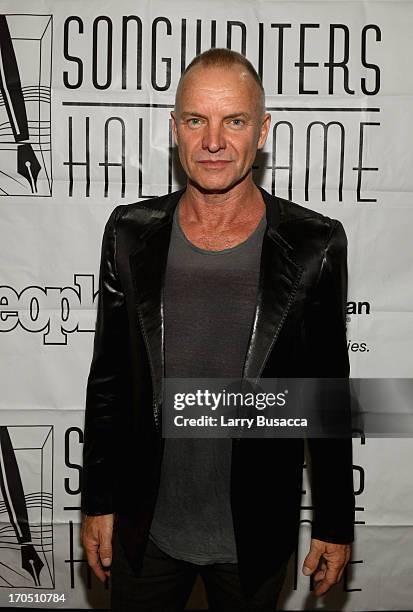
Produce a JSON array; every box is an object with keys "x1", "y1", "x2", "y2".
[
  {"x1": 177, "y1": 176, "x2": 266, "y2": 251},
  {"x1": 179, "y1": 177, "x2": 265, "y2": 230}
]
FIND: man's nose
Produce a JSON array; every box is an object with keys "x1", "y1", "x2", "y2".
[{"x1": 202, "y1": 123, "x2": 226, "y2": 152}]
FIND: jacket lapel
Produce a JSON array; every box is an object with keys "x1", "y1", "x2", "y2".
[
  {"x1": 242, "y1": 227, "x2": 303, "y2": 380},
  {"x1": 128, "y1": 194, "x2": 182, "y2": 430},
  {"x1": 241, "y1": 187, "x2": 304, "y2": 380}
]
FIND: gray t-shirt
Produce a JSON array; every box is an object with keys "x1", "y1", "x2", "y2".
[{"x1": 149, "y1": 200, "x2": 266, "y2": 564}]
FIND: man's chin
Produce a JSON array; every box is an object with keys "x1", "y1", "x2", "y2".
[{"x1": 187, "y1": 173, "x2": 250, "y2": 195}]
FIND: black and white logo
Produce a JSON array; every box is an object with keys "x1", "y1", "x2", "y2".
[
  {"x1": 0, "y1": 14, "x2": 52, "y2": 196},
  {"x1": 0, "y1": 426, "x2": 54, "y2": 588}
]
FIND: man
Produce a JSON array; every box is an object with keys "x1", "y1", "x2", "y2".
[{"x1": 81, "y1": 48, "x2": 354, "y2": 611}]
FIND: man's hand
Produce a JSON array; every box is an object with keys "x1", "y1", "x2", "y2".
[
  {"x1": 81, "y1": 513, "x2": 114, "y2": 582},
  {"x1": 302, "y1": 538, "x2": 351, "y2": 596}
]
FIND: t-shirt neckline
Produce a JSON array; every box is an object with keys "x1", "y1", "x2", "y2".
[{"x1": 173, "y1": 200, "x2": 266, "y2": 255}]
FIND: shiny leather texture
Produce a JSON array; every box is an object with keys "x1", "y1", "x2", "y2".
[{"x1": 81, "y1": 187, "x2": 355, "y2": 598}]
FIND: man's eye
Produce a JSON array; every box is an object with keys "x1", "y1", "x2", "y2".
[
  {"x1": 230, "y1": 119, "x2": 244, "y2": 127},
  {"x1": 188, "y1": 118, "x2": 202, "y2": 126}
]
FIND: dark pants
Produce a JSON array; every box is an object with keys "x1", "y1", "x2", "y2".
[{"x1": 111, "y1": 534, "x2": 288, "y2": 612}]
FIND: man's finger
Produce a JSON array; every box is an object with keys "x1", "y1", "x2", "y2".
[
  {"x1": 314, "y1": 576, "x2": 335, "y2": 596},
  {"x1": 84, "y1": 544, "x2": 107, "y2": 582},
  {"x1": 313, "y1": 563, "x2": 340, "y2": 596},
  {"x1": 314, "y1": 560, "x2": 327, "y2": 582},
  {"x1": 302, "y1": 545, "x2": 323, "y2": 576},
  {"x1": 99, "y1": 540, "x2": 112, "y2": 571}
]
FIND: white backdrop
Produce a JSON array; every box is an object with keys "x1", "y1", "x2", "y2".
[{"x1": 0, "y1": 0, "x2": 412, "y2": 609}]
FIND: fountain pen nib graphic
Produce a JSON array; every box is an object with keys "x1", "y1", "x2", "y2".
[
  {"x1": 17, "y1": 144, "x2": 41, "y2": 193},
  {"x1": 21, "y1": 543, "x2": 44, "y2": 586}
]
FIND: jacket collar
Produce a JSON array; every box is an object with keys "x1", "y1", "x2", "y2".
[
  {"x1": 131, "y1": 186, "x2": 293, "y2": 248},
  {"x1": 129, "y1": 187, "x2": 304, "y2": 429}
]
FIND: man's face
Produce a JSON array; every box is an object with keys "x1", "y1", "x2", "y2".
[{"x1": 171, "y1": 64, "x2": 271, "y2": 193}]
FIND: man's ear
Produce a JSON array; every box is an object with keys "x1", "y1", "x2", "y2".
[
  {"x1": 257, "y1": 112, "x2": 271, "y2": 150},
  {"x1": 170, "y1": 111, "x2": 179, "y2": 146}
]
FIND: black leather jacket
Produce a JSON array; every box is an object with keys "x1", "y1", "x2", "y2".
[{"x1": 81, "y1": 187, "x2": 355, "y2": 598}]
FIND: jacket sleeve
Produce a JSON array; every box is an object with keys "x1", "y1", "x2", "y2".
[
  {"x1": 81, "y1": 205, "x2": 127, "y2": 516},
  {"x1": 305, "y1": 219, "x2": 355, "y2": 544}
]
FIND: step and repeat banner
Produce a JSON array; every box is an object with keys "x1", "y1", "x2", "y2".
[{"x1": 0, "y1": 0, "x2": 412, "y2": 609}]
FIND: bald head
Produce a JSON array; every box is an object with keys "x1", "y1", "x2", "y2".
[{"x1": 175, "y1": 48, "x2": 266, "y2": 118}]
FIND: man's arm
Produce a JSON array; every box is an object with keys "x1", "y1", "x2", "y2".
[
  {"x1": 301, "y1": 219, "x2": 355, "y2": 595},
  {"x1": 81, "y1": 205, "x2": 127, "y2": 580}
]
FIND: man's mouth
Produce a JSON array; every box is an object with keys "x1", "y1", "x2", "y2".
[{"x1": 197, "y1": 160, "x2": 232, "y2": 167}]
